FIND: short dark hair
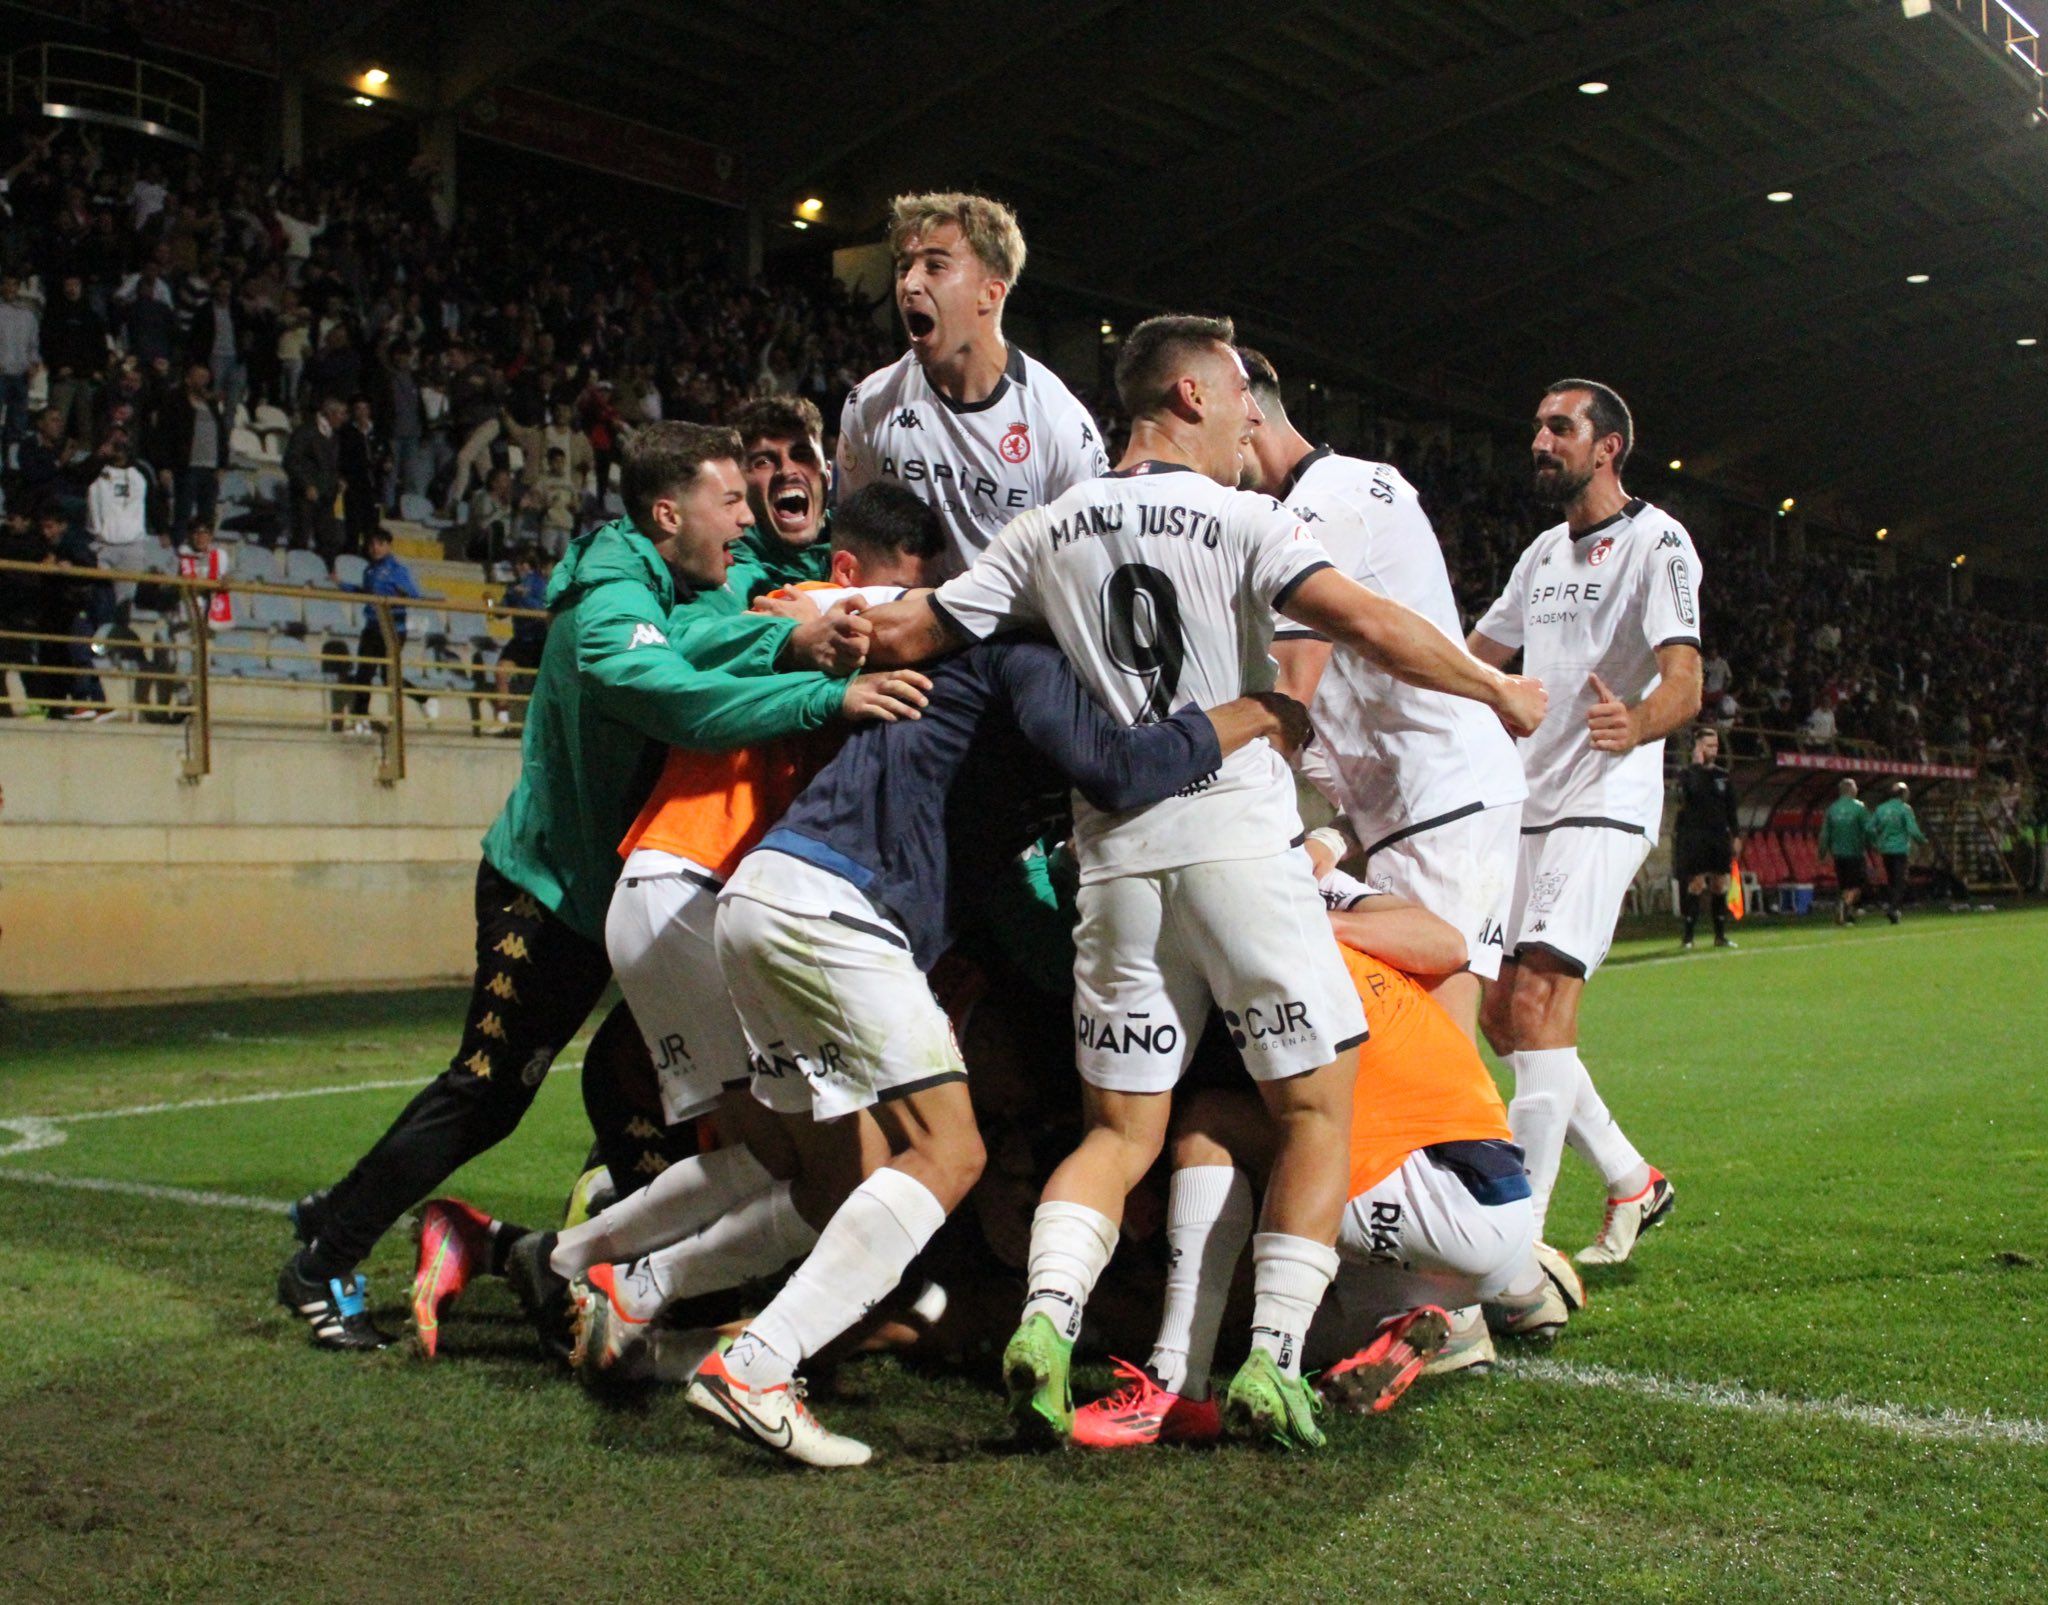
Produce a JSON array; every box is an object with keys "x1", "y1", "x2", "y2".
[
  {"x1": 366, "y1": 525, "x2": 393, "y2": 547},
  {"x1": 620, "y1": 421, "x2": 744, "y2": 529},
  {"x1": 1115, "y1": 313, "x2": 1237, "y2": 417},
  {"x1": 731, "y1": 395, "x2": 824, "y2": 449},
  {"x1": 1544, "y1": 377, "x2": 1633, "y2": 469},
  {"x1": 833, "y1": 482, "x2": 944, "y2": 567},
  {"x1": 1236, "y1": 346, "x2": 1285, "y2": 414}
]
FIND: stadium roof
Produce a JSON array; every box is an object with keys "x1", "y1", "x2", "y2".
[{"x1": 304, "y1": 0, "x2": 2048, "y2": 567}]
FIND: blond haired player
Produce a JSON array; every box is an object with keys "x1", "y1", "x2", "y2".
[
  {"x1": 837, "y1": 192, "x2": 1109, "y2": 576},
  {"x1": 1470, "y1": 380, "x2": 1703, "y2": 1268},
  {"x1": 1070, "y1": 867, "x2": 1581, "y2": 1448}
]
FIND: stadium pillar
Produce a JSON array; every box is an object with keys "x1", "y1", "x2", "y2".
[
  {"x1": 1784, "y1": 512, "x2": 1807, "y2": 562},
  {"x1": 280, "y1": 74, "x2": 304, "y2": 171},
  {"x1": 733, "y1": 205, "x2": 765, "y2": 279},
  {"x1": 421, "y1": 113, "x2": 458, "y2": 230}
]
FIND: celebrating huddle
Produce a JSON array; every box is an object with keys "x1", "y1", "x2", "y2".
[{"x1": 276, "y1": 192, "x2": 1704, "y2": 1465}]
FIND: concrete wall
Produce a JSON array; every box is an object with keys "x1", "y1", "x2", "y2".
[{"x1": 2, "y1": 724, "x2": 520, "y2": 997}]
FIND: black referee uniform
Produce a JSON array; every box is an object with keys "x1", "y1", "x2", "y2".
[{"x1": 1673, "y1": 759, "x2": 1739, "y2": 947}]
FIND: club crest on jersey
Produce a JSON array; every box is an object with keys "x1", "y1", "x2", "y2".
[
  {"x1": 1588, "y1": 536, "x2": 1615, "y2": 566},
  {"x1": 999, "y1": 422, "x2": 1031, "y2": 463}
]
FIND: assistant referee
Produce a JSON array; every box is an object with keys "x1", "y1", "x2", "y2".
[{"x1": 1672, "y1": 727, "x2": 1741, "y2": 948}]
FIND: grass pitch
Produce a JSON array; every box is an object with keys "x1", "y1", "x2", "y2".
[{"x1": 3, "y1": 909, "x2": 2045, "y2": 1602}]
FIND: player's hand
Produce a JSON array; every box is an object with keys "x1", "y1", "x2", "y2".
[
  {"x1": 840, "y1": 668, "x2": 930, "y2": 723},
  {"x1": 1246, "y1": 690, "x2": 1314, "y2": 758},
  {"x1": 787, "y1": 600, "x2": 871, "y2": 677},
  {"x1": 750, "y1": 589, "x2": 821, "y2": 622},
  {"x1": 1495, "y1": 673, "x2": 1547, "y2": 738},
  {"x1": 1586, "y1": 673, "x2": 1636, "y2": 753}
]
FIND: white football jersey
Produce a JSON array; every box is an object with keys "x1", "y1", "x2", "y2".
[
  {"x1": 932, "y1": 461, "x2": 1333, "y2": 881},
  {"x1": 1475, "y1": 497, "x2": 1703, "y2": 836},
  {"x1": 836, "y1": 345, "x2": 1110, "y2": 578},
  {"x1": 1270, "y1": 448, "x2": 1527, "y2": 852}
]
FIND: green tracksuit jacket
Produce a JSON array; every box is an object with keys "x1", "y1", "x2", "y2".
[
  {"x1": 480, "y1": 518, "x2": 846, "y2": 941},
  {"x1": 1870, "y1": 798, "x2": 1928, "y2": 855},
  {"x1": 696, "y1": 521, "x2": 834, "y2": 615},
  {"x1": 1818, "y1": 797, "x2": 1872, "y2": 859}
]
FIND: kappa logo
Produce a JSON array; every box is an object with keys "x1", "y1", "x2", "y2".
[
  {"x1": 628, "y1": 623, "x2": 667, "y2": 649},
  {"x1": 1000, "y1": 422, "x2": 1031, "y2": 463},
  {"x1": 892, "y1": 407, "x2": 922, "y2": 429},
  {"x1": 1588, "y1": 535, "x2": 1616, "y2": 566},
  {"x1": 1658, "y1": 531, "x2": 1682, "y2": 549}
]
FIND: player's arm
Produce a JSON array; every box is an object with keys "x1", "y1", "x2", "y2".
[
  {"x1": 1587, "y1": 644, "x2": 1702, "y2": 755},
  {"x1": 860, "y1": 588, "x2": 964, "y2": 666},
  {"x1": 577, "y1": 581, "x2": 863, "y2": 749},
  {"x1": 1328, "y1": 897, "x2": 1468, "y2": 977},
  {"x1": 664, "y1": 603, "x2": 866, "y2": 679},
  {"x1": 999, "y1": 645, "x2": 1308, "y2": 815},
  {"x1": 1269, "y1": 637, "x2": 1332, "y2": 705},
  {"x1": 1466, "y1": 631, "x2": 1516, "y2": 668},
  {"x1": 1281, "y1": 567, "x2": 1547, "y2": 737}
]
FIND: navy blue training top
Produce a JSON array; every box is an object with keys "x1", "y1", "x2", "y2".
[{"x1": 755, "y1": 638, "x2": 1222, "y2": 971}]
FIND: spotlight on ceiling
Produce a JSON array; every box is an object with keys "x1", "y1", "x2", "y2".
[
  {"x1": 2019, "y1": 337, "x2": 2040, "y2": 347},
  {"x1": 796, "y1": 197, "x2": 824, "y2": 221},
  {"x1": 1766, "y1": 190, "x2": 1794, "y2": 203},
  {"x1": 1780, "y1": 497, "x2": 1797, "y2": 512},
  {"x1": 1667, "y1": 458, "x2": 1683, "y2": 471},
  {"x1": 1901, "y1": 0, "x2": 1933, "y2": 16},
  {"x1": 352, "y1": 95, "x2": 374, "y2": 108},
  {"x1": 1906, "y1": 273, "x2": 1930, "y2": 284},
  {"x1": 361, "y1": 68, "x2": 389, "y2": 88},
  {"x1": 1578, "y1": 81, "x2": 1609, "y2": 95},
  {"x1": 1875, "y1": 528, "x2": 1889, "y2": 541}
]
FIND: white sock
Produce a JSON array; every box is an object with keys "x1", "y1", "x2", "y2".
[
  {"x1": 1249, "y1": 1232, "x2": 1338, "y2": 1378},
  {"x1": 726, "y1": 1167, "x2": 947, "y2": 1389},
  {"x1": 1148, "y1": 1167, "x2": 1253, "y2": 1398},
  {"x1": 1019, "y1": 1200, "x2": 1119, "y2": 1343},
  {"x1": 639, "y1": 1179, "x2": 818, "y2": 1306},
  {"x1": 1507, "y1": 1047, "x2": 1579, "y2": 1238},
  {"x1": 1565, "y1": 1059, "x2": 1650, "y2": 1199},
  {"x1": 549, "y1": 1144, "x2": 774, "y2": 1278}
]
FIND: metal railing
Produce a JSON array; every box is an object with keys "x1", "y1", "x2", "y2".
[
  {"x1": 0, "y1": 558, "x2": 545, "y2": 783},
  {"x1": 6, "y1": 42, "x2": 206, "y2": 149}
]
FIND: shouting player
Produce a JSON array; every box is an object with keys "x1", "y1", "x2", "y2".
[
  {"x1": 1240, "y1": 347, "x2": 1527, "y2": 1040},
  {"x1": 1469, "y1": 380, "x2": 1703, "y2": 1269},
  {"x1": 865, "y1": 314, "x2": 1546, "y2": 1447},
  {"x1": 837, "y1": 192, "x2": 1109, "y2": 575}
]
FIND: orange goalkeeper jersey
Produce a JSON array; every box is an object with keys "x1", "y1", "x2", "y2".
[{"x1": 1342, "y1": 943, "x2": 1513, "y2": 1195}]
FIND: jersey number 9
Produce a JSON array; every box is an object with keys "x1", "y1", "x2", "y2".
[{"x1": 1100, "y1": 562, "x2": 1187, "y2": 723}]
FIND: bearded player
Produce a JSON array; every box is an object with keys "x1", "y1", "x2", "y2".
[{"x1": 1469, "y1": 380, "x2": 1702, "y2": 1269}]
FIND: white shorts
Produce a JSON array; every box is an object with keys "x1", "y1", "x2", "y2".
[
  {"x1": 714, "y1": 851, "x2": 966, "y2": 1123},
  {"x1": 605, "y1": 847, "x2": 753, "y2": 1126},
  {"x1": 1073, "y1": 851, "x2": 1367, "y2": 1094},
  {"x1": 1361, "y1": 802, "x2": 1522, "y2": 981},
  {"x1": 1503, "y1": 824, "x2": 1653, "y2": 979},
  {"x1": 1307, "y1": 1146, "x2": 1535, "y2": 1368}
]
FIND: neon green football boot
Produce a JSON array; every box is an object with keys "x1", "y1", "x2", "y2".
[
  {"x1": 1003, "y1": 1312, "x2": 1076, "y2": 1446},
  {"x1": 1223, "y1": 1347, "x2": 1328, "y2": 1450}
]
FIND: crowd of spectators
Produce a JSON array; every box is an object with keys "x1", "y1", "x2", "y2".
[
  {"x1": 1, "y1": 118, "x2": 2043, "y2": 777},
  {"x1": 0, "y1": 123, "x2": 898, "y2": 577}
]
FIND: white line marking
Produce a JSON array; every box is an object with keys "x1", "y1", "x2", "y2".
[
  {"x1": 1606, "y1": 920, "x2": 1975, "y2": 973},
  {"x1": 50, "y1": 1076, "x2": 434, "y2": 1124},
  {"x1": 1503, "y1": 1357, "x2": 2048, "y2": 1448},
  {"x1": 0, "y1": 1169, "x2": 286, "y2": 1212},
  {"x1": 0, "y1": 1117, "x2": 66, "y2": 1160}
]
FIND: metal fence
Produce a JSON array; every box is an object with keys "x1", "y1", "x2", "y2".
[
  {"x1": 5, "y1": 42, "x2": 206, "y2": 149},
  {"x1": 0, "y1": 558, "x2": 546, "y2": 783}
]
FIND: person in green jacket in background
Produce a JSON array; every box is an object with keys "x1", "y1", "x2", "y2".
[
  {"x1": 278, "y1": 421, "x2": 928, "y2": 1350},
  {"x1": 1818, "y1": 777, "x2": 1872, "y2": 925},
  {"x1": 1871, "y1": 781, "x2": 1930, "y2": 924}
]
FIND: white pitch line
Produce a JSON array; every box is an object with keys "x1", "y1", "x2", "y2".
[
  {"x1": 1503, "y1": 1357, "x2": 2048, "y2": 1448},
  {"x1": 0, "y1": 1169, "x2": 287, "y2": 1212},
  {"x1": 1605, "y1": 919, "x2": 1977, "y2": 973},
  {"x1": 49, "y1": 1076, "x2": 436, "y2": 1124}
]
